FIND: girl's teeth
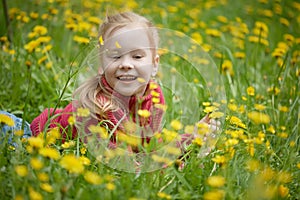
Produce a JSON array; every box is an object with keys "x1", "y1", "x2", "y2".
[{"x1": 118, "y1": 76, "x2": 136, "y2": 80}]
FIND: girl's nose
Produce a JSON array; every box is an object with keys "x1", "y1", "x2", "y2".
[{"x1": 119, "y1": 57, "x2": 134, "y2": 70}]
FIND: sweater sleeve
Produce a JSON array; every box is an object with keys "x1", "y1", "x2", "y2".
[{"x1": 30, "y1": 103, "x2": 75, "y2": 137}]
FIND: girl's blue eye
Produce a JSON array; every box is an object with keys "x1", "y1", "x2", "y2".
[
  {"x1": 112, "y1": 56, "x2": 121, "y2": 59},
  {"x1": 133, "y1": 55, "x2": 143, "y2": 59}
]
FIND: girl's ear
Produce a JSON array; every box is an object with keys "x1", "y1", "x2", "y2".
[{"x1": 152, "y1": 54, "x2": 159, "y2": 76}]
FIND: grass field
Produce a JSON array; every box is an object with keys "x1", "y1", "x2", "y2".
[{"x1": 0, "y1": 0, "x2": 299, "y2": 199}]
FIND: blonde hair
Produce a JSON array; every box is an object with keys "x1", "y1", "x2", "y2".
[{"x1": 74, "y1": 12, "x2": 159, "y2": 119}]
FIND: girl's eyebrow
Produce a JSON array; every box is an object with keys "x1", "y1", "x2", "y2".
[{"x1": 131, "y1": 49, "x2": 146, "y2": 54}]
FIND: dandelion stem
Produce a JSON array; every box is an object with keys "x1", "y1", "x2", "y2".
[
  {"x1": 22, "y1": 65, "x2": 32, "y2": 130},
  {"x1": 1, "y1": 0, "x2": 13, "y2": 42}
]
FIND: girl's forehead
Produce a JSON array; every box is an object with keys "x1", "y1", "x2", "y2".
[{"x1": 104, "y1": 25, "x2": 153, "y2": 52}]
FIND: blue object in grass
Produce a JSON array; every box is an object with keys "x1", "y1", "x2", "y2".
[{"x1": 0, "y1": 110, "x2": 32, "y2": 141}]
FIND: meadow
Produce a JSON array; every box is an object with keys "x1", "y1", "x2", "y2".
[{"x1": 0, "y1": 0, "x2": 299, "y2": 199}]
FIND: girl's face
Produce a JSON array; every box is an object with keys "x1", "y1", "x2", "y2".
[{"x1": 101, "y1": 24, "x2": 158, "y2": 97}]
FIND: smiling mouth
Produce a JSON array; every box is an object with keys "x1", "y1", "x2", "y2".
[{"x1": 117, "y1": 75, "x2": 137, "y2": 81}]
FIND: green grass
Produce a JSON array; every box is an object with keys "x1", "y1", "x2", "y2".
[{"x1": 0, "y1": 0, "x2": 299, "y2": 199}]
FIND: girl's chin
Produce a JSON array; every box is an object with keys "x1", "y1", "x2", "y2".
[{"x1": 115, "y1": 86, "x2": 145, "y2": 97}]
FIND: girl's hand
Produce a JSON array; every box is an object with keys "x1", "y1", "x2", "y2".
[
  {"x1": 198, "y1": 114, "x2": 221, "y2": 133},
  {"x1": 193, "y1": 114, "x2": 221, "y2": 157}
]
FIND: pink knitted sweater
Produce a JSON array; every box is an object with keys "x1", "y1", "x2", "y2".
[{"x1": 30, "y1": 77, "x2": 166, "y2": 145}]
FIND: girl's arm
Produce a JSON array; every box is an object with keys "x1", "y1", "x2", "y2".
[{"x1": 30, "y1": 103, "x2": 75, "y2": 137}]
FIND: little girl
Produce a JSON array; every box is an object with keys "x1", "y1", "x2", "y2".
[{"x1": 30, "y1": 12, "x2": 168, "y2": 149}]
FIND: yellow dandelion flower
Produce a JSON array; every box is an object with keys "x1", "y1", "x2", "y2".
[
  {"x1": 193, "y1": 137, "x2": 203, "y2": 146},
  {"x1": 14, "y1": 130, "x2": 24, "y2": 136},
  {"x1": 191, "y1": 32, "x2": 203, "y2": 44},
  {"x1": 137, "y1": 109, "x2": 151, "y2": 118},
  {"x1": 289, "y1": 141, "x2": 295, "y2": 147},
  {"x1": 137, "y1": 77, "x2": 146, "y2": 83},
  {"x1": 228, "y1": 116, "x2": 246, "y2": 129},
  {"x1": 33, "y1": 25, "x2": 47, "y2": 36},
  {"x1": 248, "y1": 143, "x2": 255, "y2": 156},
  {"x1": 37, "y1": 172, "x2": 49, "y2": 182},
  {"x1": 61, "y1": 141, "x2": 75, "y2": 149},
  {"x1": 28, "y1": 187, "x2": 43, "y2": 200},
  {"x1": 261, "y1": 167, "x2": 276, "y2": 181},
  {"x1": 170, "y1": 67, "x2": 177, "y2": 73},
  {"x1": 279, "y1": 17, "x2": 290, "y2": 27},
  {"x1": 297, "y1": 163, "x2": 300, "y2": 169},
  {"x1": 30, "y1": 12, "x2": 39, "y2": 19},
  {"x1": 84, "y1": 171, "x2": 102, "y2": 185},
  {"x1": 80, "y1": 147, "x2": 87, "y2": 155},
  {"x1": 117, "y1": 132, "x2": 141, "y2": 147},
  {"x1": 217, "y1": 15, "x2": 228, "y2": 23},
  {"x1": 225, "y1": 138, "x2": 239, "y2": 146},
  {"x1": 59, "y1": 154, "x2": 84, "y2": 174},
  {"x1": 212, "y1": 155, "x2": 226, "y2": 164},
  {"x1": 106, "y1": 182, "x2": 116, "y2": 190},
  {"x1": 115, "y1": 41, "x2": 122, "y2": 48},
  {"x1": 213, "y1": 52, "x2": 223, "y2": 58},
  {"x1": 123, "y1": 121, "x2": 137, "y2": 134},
  {"x1": 234, "y1": 52, "x2": 245, "y2": 59},
  {"x1": 184, "y1": 125, "x2": 194, "y2": 134},
  {"x1": 67, "y1": 116, "x2": 76, "y2": 125},
  {"x1": 157, "y1": 48, "x2": 169, "y2": 56},
  {"x1": 283, "y1": 34, "x2": 294, "y2": 43},
  {"x1": 170, "y1": 119, "x2": 183, "y2": 131},
  {"x1": 88, "y1": 16, "x2": 101, "y2": 25},
  {"x1": 149, "y1": 82, "x2": 158, "y2": 90},
  {"x1": 0, "y1": 114, "x2": 15, "y2": 126},
  {"x1": 196, "y1": 122, "x2": 210, "y2": 135},
  {"x1": 247, "y1": 86, "x2": 255, "y2": 96},
  {"x1": 30, "y1": 157, "x2": 44, "y2": 170},
  {"x1": 162, "y1": 129, "x2": 179, "y2": 142},
  {"x1": 151, "y1": 90, "x2": 160, "y2": 97},
  {"x1": 79, "y1": 156, "x2": 91, "y2": 165},
  {"x1": 203, "y1": 190, "x2": 225, "y2": 200},
  {"x1": 76, "y1": 107, "x2": 90, "y2": 117},
  {"x1": 278, "y1": 132, "x2": 288, "y2": 138},
  {"x1": 152, "y1": 97, "x2": 160, "y2": 104},
  {"x1": 157, "y1": 192, "x2": 172, "y2": 199},
  {"x1": 204, "y1": 106, "x2": 218, "y2": 113},
  {"x1": 278, "y1": 185, "x2": 289, "y2": 198},
  {"x1": 205, "y1": 29, "x2": 222, "y2": 37},
  {"x1": 154, "y1": 104, "x2": 167, "y2": 112},
  {"x1": 221, "y1": 60, "x2": 234, "y2": 75},
  {"x1": 73, "y1": 35, "x2": 89, "y2": 44},
  {"x1": 278, "y1": 105, "x2": 289, "y2": 112},
  {"x1": 36, "y1": 36, "x2": 51, "y2": 43},
  {"x1": 164, "y1": 146, "x2": 181, "y2": 155},
  {"x1": 15, "y1": 165, "x2": 28, "y2": 177},
  {"x1": 39, "y1": 147, "x2": 60, "y2": 160},
  {"x1": 254, "y1": 104, "x2": 266, "y2": 111},
  {"x1": 247, "y1": 111, "x2": 270, "y2": 124},
  {"x1": 255, "y1": 21, "x2": 268, "y2": 32},
  {"x1": 38, "y1": 56, "x2": 47, "y2": 65},
  {"x1": 28, "y1": 137, "x2": 44, "y2": 149},
  {"x1": 246, "y1": 159, "x2": 260, "y2": 172},
  {"x1": 47, "y1": 127, "x2": 60, "y2": 139},
  {"x1": 228, "y1": 103, "x2": 238, "y2": 111},
  {"x1": 202, "y1": 102, "x2": 211, "y2": 106},
  {"x1": 267, "y1": 86, "x2": 280, "y2": 95},
  {"x1": 40, "y1": 183, "x2": 54, "y2": 193},
  {"x1": 14, "y1": 194, "x2": 24, "y2": 200},
  {"x1": 277, "y1": 171, "x2": 292, "y2": 183},
  {"x1": 152, "y1": 154, "x2": 172, "y2": 165},
  {"x1": 88, "y1": 125, "x2": 108, "y2": 139},
  {"x1": 207, "y1": 176, "x2": 226, "y2": 187}
]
